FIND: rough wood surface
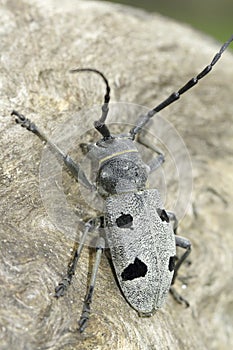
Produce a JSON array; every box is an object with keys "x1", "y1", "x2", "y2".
[{"x1": 1, "y1": 1, "x2": 233, "y2": 349}]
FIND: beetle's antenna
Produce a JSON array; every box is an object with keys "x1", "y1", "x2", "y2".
[
  {"x1": 130, "y1": 34, "x2": 233, "y2": 137},
  {"x1": 70, "y1": 68, "x2": 112, "y2": 139}
]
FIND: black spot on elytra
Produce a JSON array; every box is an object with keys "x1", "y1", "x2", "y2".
[
  {"x1": 121, "y1": 257, "x2": 148, "y2": 281},
  {"x1": 157, "y1": 208, "x2": 169, "y2": 223},
  {"x1": 116, "y1": 212, "x2": 133, "y2": 228},
  {"x1": 169, "y1": 256, "x2": 176, "y2": 272}
]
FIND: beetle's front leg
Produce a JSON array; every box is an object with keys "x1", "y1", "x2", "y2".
[
  {"x1": 11, "y1": 110, "x2": 94, "y2": 190},
  {"x1": 136, "y1": 132, "x2": 165, "y2": 172}
]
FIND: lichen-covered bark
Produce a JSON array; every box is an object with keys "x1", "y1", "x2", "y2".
[{"x1": 0, "y1": 1, "x2": 233, "y2": 349}]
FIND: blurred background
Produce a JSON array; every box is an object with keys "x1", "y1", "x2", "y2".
[{"x1": 101, "y1": 0, "x2": 232, "y2": 45}]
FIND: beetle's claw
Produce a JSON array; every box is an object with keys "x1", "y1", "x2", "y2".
[
  {"x1": 11, "y1": 110, "x2": 34, "y2": 131},
  {"x1": 11, "y1": 110, "x2": 26, "y2": 123},
  {"x1": 169, "y1": 286, "x2": 190, "y2": 308},
  {"x1": 54, "y1": 277, "x2": 70, "y2": 298},
  {"x1": 54, "y1": 284, "x2": 66, "y2": 298}
]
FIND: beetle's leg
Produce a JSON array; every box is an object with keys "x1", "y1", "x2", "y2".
[
  {"x1": 169, "y1": 286, "x2": 189, "y2": 308},
  {"x1": 170, "y1": 235, "x2": 191, "y2": 307},
  {"x1": 11, "y1": 110, "x2": 94, "y2": 190},
  {"x1": 78, "y1": 237, "x2": 105, "y2": 333},
  {"x1": 167, "y1": 211, "x2": 191, "y2": 271},
  {"x1": 79, "y1": 142, "x2": 93, "y2": 155},
  {"x1": 54, "y1": 219, "x2": 96, "y2": 298},
  {"x1": 167, "y1": 211, "x2": 178, "y2": 234},
  {"x1": 173, "y1": 235, "x2": 192, "y2": 284},
  {"x1": 136, "y1": 133, "x2": 165, "y2": 173},
  {"x1": 147, "y1": 154, "x2": 165, "y2": 173}
]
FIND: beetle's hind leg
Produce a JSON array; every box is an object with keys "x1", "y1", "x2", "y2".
[
  {"x1": 78, "y1": 237, "x2": 105, "y2": 333},
  {"x1": 55, "y1": 218, "x2": 97, "y2": 298}
]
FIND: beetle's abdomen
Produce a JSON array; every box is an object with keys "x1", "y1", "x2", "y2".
[{"x1": 105, "y1": 189, "x2": 176, "y2": 314}]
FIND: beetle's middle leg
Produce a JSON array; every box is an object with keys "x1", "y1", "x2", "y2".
[
  {"x1": 11, "y1": 110, "x2": 94, "y2": 190},
  {"x1": 136, "y1": 133, "x2": 165, "y2": 172},
  {"x1": 166, "y1": 210, "x2": 192, "y2": 306},
  {"x1": 167, "y1": 211, "x2": 191, "y2": 283},
  {"x1": 172, "y1": 235, "x2": 192, "y2": 284}
]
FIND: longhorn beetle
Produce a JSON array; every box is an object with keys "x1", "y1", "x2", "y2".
[{"x1": 11, "y1": 35, "x2": 233, "y2": 332}]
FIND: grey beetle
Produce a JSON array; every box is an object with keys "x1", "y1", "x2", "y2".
[{"x1": 11, "y1": 35, "x2": 233, "y2": 332}]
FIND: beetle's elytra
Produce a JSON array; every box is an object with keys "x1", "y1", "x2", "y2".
[{"x1": 11, "y1": 35, "x2": 233, "y2": 332}]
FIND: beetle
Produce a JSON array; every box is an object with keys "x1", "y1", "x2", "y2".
[{"x1": 11, "y1": 34, "x2": 233, "y2": 332}]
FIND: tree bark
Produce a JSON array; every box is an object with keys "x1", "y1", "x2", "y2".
[{"x1": 0, "y1": 1, "x2": 233, "y2": 349}]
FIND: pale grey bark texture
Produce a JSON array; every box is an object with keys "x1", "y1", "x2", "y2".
[{"x1": 1, "y1": 1, "x2": 233, "y2": 349}]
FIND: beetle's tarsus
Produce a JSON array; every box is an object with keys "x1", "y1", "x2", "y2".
[
  {"x1": 11, "y1": 109, "x2": 25, "y2": 120},
  {"x1": 78, "y1": 305, "x2": 90, "y2": 333},
  {"x1": 54, "y1": 277, "x2": 71, "y2": 298},
  {"x1": 169, "y1": 286, "x2": 190, "y2": 308},
  {"x1": 11, "y1": 110, "x2": 37, "y2": 132}
]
